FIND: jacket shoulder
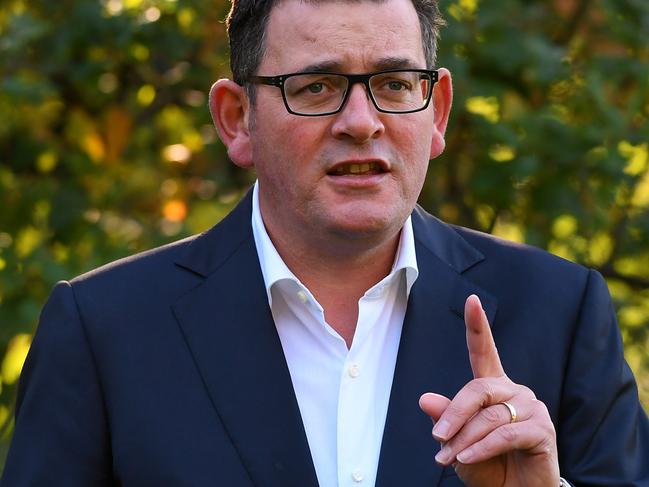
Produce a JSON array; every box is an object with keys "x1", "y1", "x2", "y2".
[
  {"x1": 71, "y1": 234, "x2": 197, "y2": 285},
  {"x1": 451, "y1": 224, "x2": 589, "y2": 278}
]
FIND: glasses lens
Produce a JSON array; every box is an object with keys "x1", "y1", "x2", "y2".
[
  {"x1": 369, "y1": 71, "x2": 431, "y2": 112},
  {"x1": 284, "y1": 74, "x2": 348, "y2": 115}
]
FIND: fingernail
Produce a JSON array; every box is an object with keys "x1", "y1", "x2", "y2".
[
  {"x1": 456, "y1": 448, "x2": 474, "y2": 464},
  {"x1": 435, "y1": 446, "x2": 452, "y2": 464},
  {"x1": 432, "y1": 419, "x2": 450, "y2": 440}
]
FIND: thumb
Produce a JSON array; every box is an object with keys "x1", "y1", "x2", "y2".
[{"x1": 419, "y1": 392, "x2": 451, "y2": 422}]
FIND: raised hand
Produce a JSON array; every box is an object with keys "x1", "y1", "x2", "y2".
[{"x1": 419, "y1": 295, "x2": 560, "y2": 487}]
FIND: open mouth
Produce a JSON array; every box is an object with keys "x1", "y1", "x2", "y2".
[{"x1": 327, "y1": 162, "x2": 386, "y2": 176}]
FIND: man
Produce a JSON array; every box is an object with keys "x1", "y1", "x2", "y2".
[{"x1": 2, "y1": 0, "x2": 648, "y2": 485}]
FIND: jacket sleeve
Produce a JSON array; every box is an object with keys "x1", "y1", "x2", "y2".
[
  {"x1": 558, "y1": 269, "x2": 649, "y2": 486},
  {"x1": 1, "y1": 281, "x2": 113, "y2": 486}
]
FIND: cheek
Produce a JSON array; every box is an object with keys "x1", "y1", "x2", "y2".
[
  {"x1": 254, "y1": 157, "x2": 296, "y2": 203},
  {"x1": 392, "y1": 128, "x2": 431, "y2": 198},
  {"x1": 249, "y1": 127, "x2": 308, "y2": 204},
  {"x1": 253, "y1": 111, "x2": 322, "y2": 161},
  {"x1": 394, "y1": 126, "x2": 432, "y2": 169},
  {"x1": 389, "y1": 112, "x2": 433, "y2": 150}
]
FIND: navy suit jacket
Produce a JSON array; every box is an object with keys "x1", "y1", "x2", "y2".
[{"x1": 3, "y1": 191, "x2": 648, "y2": 486}]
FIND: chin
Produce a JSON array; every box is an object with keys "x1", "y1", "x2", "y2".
[{"x1": 324, "y1": 214, "x2": 401, "y2": 241}]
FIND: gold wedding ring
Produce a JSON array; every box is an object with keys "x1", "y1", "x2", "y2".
[{"x1": 499, "y1": 401, "x2": 517, "y2": 423}]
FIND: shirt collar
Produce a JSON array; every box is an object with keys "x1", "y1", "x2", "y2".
[{"x1": 251, "y1": 180, "x2": 419, "y2": 306}]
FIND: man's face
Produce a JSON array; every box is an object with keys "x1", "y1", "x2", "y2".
[{"x1": 248, "y1": 0, "x2": 445, "y2": 248}]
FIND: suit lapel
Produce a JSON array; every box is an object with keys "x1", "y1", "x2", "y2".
[
  {"x1": 172, "y1": 191, "x2": 318, "y2": 487},
  {"x1": 376, "y1": 207, "x2": 497, "y2": 487}
]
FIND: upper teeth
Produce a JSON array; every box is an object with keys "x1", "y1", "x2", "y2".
[{"x1": 334, "y1": 163, "x2": 378, "y2": 174}]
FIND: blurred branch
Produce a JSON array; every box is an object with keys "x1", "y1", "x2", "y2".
[
  {"x1": 601, "y1": 167, "x2": 649, "y2": 273},
  {"x1": 597, "y1": 265, "x2": 649, "y2": 289},
  {"x1": 0, "y1": 406, "x2": 14, "y2": 439},
  {"x1": 555, "y1": 0, "x2": 592, "y2": 45}
]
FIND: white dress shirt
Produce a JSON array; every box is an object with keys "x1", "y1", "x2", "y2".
[{"x1": 251, "y1": 182, "x2": 418, "y2": 487}]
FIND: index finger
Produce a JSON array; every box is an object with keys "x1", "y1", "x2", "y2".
[{"x1": 465, "y1": 294, "x2": 505, "y2": 378}]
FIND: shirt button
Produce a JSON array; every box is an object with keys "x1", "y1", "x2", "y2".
[
  {"x1": 296, "y1": 290, "x2": 308, "y2": 303},
  {"x1": 352, "y1": 469, "x2": 364, "y2": 482},
  {"x1": 348, "y1": 363, "x2": 360, "y2": 378}
]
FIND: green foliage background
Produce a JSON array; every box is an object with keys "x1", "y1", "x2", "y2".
[{"x1": 1, "y1": 0, "x2": 648, "y2": 470}]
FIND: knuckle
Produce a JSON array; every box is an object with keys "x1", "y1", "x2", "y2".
[
  {"x1": 518, "y1": 384, "x2": 537, "y2": 399},
  {"x1": 530, "y1": 399, "x2": 551, "y2": 420},
  {"x1": 531, "y1": 426, "x2": 558, "y2": 457},
  {"x1": 445, "y1": 402, "x2": 471, "y2": 420},
  {"x1": 467, "y1": 379, "x2": 496, "y2": 405},
  {"x1": 541, "y1": 434, "x2": 558, "y2": 456},
  {"x1": 481, "y1": 405, "x2": 503, "y2": 425},
  {"x1": 534, "y1": 398, "x2": 550, "y2": 415},
  {"x1": 499, "y1": 375, "x2": 514, "y2": 386},
  {"x1": 498, "y1": 424, "x2": 518, "y2": 443},
  {"x1": 466, "y1": 380, "x2": 485, "y2": 395},
  {"x1": 483, "y1": 386, "x2": 497, "y2": 404}
]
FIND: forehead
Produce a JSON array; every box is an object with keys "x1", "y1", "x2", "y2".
[{"x1": 260, "y1": 0, "x2": 425, "y2": 73}]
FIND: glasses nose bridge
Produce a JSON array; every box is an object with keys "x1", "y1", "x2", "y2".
[{"x1": 342, "y1": 73, "x2": 377, "y2": 111}]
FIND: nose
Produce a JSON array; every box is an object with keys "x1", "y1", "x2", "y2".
[{"x1": 330, "y1": 84, "x2": 385, "y2": 143}]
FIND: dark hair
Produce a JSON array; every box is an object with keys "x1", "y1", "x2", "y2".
[{"x1": 226, "y1": 0, "x2": 445, "y2": 97}]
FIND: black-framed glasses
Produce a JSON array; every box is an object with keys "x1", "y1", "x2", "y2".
[{"x1": 247, "y1": 69, "x2": 439, "y2": 116}]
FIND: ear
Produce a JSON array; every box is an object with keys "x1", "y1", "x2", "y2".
[
  {"x1": 429, "y1": 67, "x2": 453, "y2": 159},
  {"x1": 209, "y1": 79, "x2": 253, "y2": 168}
]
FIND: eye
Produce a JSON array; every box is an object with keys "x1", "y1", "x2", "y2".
[
  {"x1": 387, "y1": 80, "x2": 408, "y2": 91},
  {"x1": 306, "y1": 83, "x2": 324, "y2": 94},
  {"x1": 286, "y1": 75, "x2": 340, "y2": 97},
  {"x1": 371, "y1": 73, "x2": 416, "y2": 94}
]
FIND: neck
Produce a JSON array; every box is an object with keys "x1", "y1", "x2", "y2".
[
  {"x1": 279, "y1": 231, "x2": 400, "y2": 295},
  {"x1": 266, "y1": 220, "x2": 402, "y2": 348}
]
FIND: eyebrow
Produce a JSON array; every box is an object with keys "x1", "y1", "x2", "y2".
[
  {"x1": 296, "y1": 57, "x2": 422, "y2": 74},
  {"x1": 373, "y1": 57, "x2": 422, "y2": 71}
]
